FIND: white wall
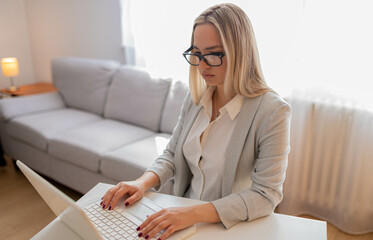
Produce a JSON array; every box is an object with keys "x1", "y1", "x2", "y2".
[
  {"x1": 0, "y1": 0, "x2": 124, "y2": 87},
  {"x1": 0, "y1": 0, "x2": 35, "y2": 88},
  {"x1": 25, "y1": 0, "x2": 124, "y2": 82}
]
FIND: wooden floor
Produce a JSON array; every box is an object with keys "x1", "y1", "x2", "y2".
[
  {"x1": 1, "y1": 156, "x2": 372, "y2": 240},
  {"x1": 0, "y1": 156, "x2": 82, "y2": 240}
]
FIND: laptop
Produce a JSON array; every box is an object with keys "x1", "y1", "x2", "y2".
[{"x1": 16, "y1": 160, "x2": 196, "y2": 240}]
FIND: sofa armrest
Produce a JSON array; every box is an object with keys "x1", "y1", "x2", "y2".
[{"x1": 0, "y1": 92, "x2": 65, "y2": 121}]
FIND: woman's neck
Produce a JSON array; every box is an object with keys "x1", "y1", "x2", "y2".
[{"x1": 214, "y1": 86, "x2": 231, "y2": 109}]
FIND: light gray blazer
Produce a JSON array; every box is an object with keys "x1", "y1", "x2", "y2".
[{"x1": 147, "y1": 90, "x2": 292, "y2": 229}]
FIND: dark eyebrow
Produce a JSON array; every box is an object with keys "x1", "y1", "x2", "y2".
[{"x1": 193, "y1": 45, "x2": 224, "y2": 51}]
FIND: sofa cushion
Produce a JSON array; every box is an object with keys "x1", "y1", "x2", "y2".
[
  {"x1": 104, "y1": 66, "x2": 171, "y2": 132},
  {"x1": 48, "y1": 119, "x2": 154, "y2": 173},
  {"x1": 5, "y1": 108, "x2": 101, "y2": 151},
  {"x1": 100, "y1": 133, "x2": 171, "y2": 181},
  {"x1": 0, "y1": 92, "x2": 65, "y2": 121},
  {"x1": 160, "y1": 80, "x2": 189, "y2": 133},
  {"x1": 52, "y1": 57, "x2": 120, "y2": 115}
]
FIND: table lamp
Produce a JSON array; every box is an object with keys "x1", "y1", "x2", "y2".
[{"x1": 1, "y1": 57, "x2": 19, "y2": 91}]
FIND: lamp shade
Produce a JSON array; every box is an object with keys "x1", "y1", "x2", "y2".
[{"x1": 1, "y1": 57, "x2": 19, "y2": 77}]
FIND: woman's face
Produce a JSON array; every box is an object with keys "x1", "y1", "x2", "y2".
[{"x1": 193, "y1": 23, "x2": 227, "y2": 87}]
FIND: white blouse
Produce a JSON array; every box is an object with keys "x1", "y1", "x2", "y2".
[{"x1": 183, "y1": 87, "x2": 243, "y2": 201}]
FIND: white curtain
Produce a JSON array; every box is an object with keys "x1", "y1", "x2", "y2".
[
  {"x1": 274, "y1": 2, "x2": 373, "y2": 233},
  {"x1": 120, "y1": 0, "x2": 373, "y2": 234},
  {"x1": 278, "y1": 96, "x2": 373, "y2": 234}
]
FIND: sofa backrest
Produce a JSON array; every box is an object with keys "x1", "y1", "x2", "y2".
[
  {"x1": 104, "y1": 66, "x2": 171, "y2": 132},
  {"x1": 160, "y1": 80, "x2": 189, "y2": 134},
  {"x1": 52, "y1": 57, "x2": 120, "y2": 115}
]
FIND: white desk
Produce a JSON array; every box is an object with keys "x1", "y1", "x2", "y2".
[{"x1": 33, "y1": 183, "x2": 327, "y2": 240}]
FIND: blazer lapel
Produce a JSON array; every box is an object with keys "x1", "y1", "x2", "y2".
[
  {"x1": 174, "y1": 102, "x2": 202, "y2": 196},
  {"x1": 222, "y1": 94, "x2": 264, "y2": 196},
  {"x1": 179, "y1": 103, "x2": 203, "y2": 145}
]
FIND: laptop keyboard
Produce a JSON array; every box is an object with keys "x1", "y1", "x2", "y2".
[{"x1": 83, "y1": 202, "x2": 141, "y2": 240}]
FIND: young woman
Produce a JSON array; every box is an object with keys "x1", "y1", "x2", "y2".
[{"x1": 101, "y1": 3, "x2": 291, "y2": 240}]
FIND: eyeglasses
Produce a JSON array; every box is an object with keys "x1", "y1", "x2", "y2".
[{"x1": 183, "y1": 46, "x2": 225, "y2": 67}]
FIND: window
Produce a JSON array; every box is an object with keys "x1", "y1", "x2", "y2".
[{"x1": 120, "y1": 0, "x2": 373, "y2": 108}]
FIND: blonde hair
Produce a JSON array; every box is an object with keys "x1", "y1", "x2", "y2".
[{"x1": 189, "y1": 3, "x2": 271, "y2": 104}]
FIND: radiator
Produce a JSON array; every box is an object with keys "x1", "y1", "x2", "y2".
[{"x1": 277, "y1": 97, "x2": 373, "y2": 234}]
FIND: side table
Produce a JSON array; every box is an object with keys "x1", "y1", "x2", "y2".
[
  {"x1": 0, "y1": 82, "x2": 57, "y2": 97},
  {"x1": 0, "y1": 82, "x2": 58, "y2": 166}
]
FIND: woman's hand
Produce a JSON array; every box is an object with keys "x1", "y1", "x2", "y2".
[
  {"x1": 101, "y1": 180, "x2": 146, "y2": 210},
  {"x1": 101, "y1": 171, "x2": 160, "y2": 210},
  {"x1": 137, "y1": 203, "x2": 220, "y2": 240},
  {"x1": 137, "y1": 206, "x2": 197, "y2": 240}
]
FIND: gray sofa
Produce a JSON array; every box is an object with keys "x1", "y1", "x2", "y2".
[{"x1": 0, "y1": 57, "x2": 188, "y2": 194}]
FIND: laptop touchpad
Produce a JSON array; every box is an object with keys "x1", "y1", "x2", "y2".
[{"x1": 125, "y1": 201, "x2": 158, "y2": 222}]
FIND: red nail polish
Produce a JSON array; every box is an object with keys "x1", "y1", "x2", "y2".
[
  {"x1": 100, "y1": 201, "x2": 103, "y2": 205},
  {"x1": 138, "y1": 232, "x2": 143, "y2": 237},
  {"x1": 125, "y1": 202, "x2": 129, "y2": 206},
  {"x1": 108, "y1": 206, "x2": 112, "y2": 210},
  {"x1": 103, "y1": 205, "x2": 106, "y2": 208},
  {"x1": 145, "y1": 235, "x2": 149, "y2": 239},
  {"x1": 158, "y1": 238, "x2": 161, "y2": 240},
  {"x1": 136, "y1": 226, "x2": 141, "y2": 231}
]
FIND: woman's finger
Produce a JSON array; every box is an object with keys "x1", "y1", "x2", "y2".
[
  {"x1": 101, "y1": 185, "x2": 120, "y2": 209},
  {"x1": 107, "y1": 185, "x2": 131, "y2": 209},
  {"x1": 124, "y1": 191, "x2": 142, "y2": 207},
  {"x1": 142, "y1": 218, "x2": 170, "y2": 240},
  {"x1": 138, "y1": 210, "x2": 165, "y2": 233},
  {"x1": 157, "y1": 225, "x2": 178, "y2": 240}
]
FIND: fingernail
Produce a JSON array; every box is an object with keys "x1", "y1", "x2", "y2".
[
  {"x1": 158, "y1": 238, "x2": 161, "y2": 240},
  {"x1": 138, "y1": 232, "x2": 143, "y2": 237},
  {"x1": 145, "y1": 235, "x2": 149, "y2": 239},
  {"x1": 101, "y1": 197, "x2": 103, "y2": 200},
  {"x1": 136, "y1": 226, "x2": 141, "y2": 231},
  {"x1": 125, "y1": 202, "x2": 129, "y2": 206},
  {"x1": 108, "y1": 206, "x2": 112, "y2": 211},
  {"x1": 103, "y1": 204, "x2": 106, "y2": 209},
  {"x1": 100, "y1": 201, "x2": 103, "y2": 205}
]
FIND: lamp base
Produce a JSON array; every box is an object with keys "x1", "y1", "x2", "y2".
[{"x1": 9, "y1": 86, "x2": 18, "y2": 92}]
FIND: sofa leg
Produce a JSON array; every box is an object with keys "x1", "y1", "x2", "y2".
[
  {"x1": 0, "y1": 156, "x2": 6, "y2": 166},
  {"x1": 0, "y1": 143, "x2": 6, "y2": 167}
]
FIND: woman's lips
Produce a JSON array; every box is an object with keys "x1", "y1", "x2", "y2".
[{"x1": 202, "y1": 73, "x2": 215, "y2": 79}]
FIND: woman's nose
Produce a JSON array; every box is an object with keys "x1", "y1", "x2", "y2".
[{"x1": 198, "y1": 59, "x2": 210, "y2": 69}]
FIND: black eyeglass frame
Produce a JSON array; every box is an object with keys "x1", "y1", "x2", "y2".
[{"x1": 183, "y1": 46, "x2": 226, "y2": 67}]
